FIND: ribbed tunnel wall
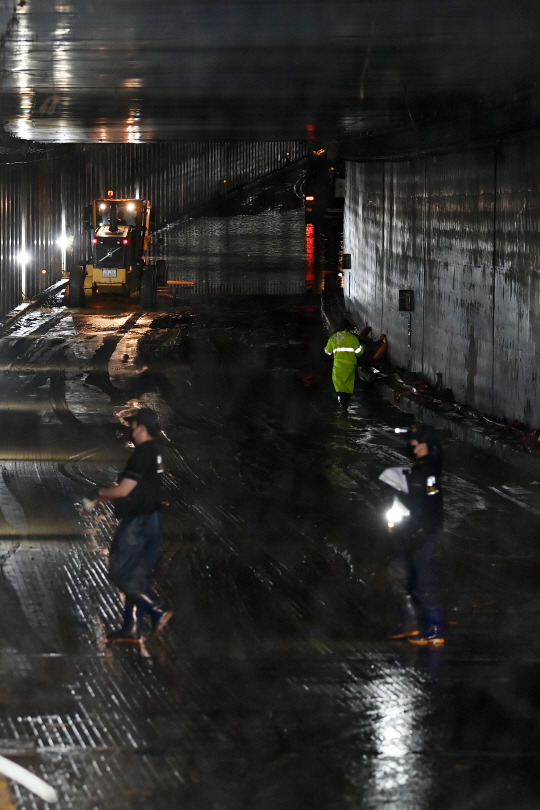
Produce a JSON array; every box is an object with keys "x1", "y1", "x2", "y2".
[
  {"x1": 344, "y1": 132, "x2": 540, "y2": 427},
  {"x1": 0, "y1": 140, "x2": 305, "y2": 317}
]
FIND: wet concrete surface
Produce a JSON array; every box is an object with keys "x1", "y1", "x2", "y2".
[{"x1": 0, "y1": 207, "x2": 539, "y2": 808}]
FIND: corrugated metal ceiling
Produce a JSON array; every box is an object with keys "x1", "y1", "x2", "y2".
[{"x1": 0, "y1": 0, "x2": 539, "y2": 156}]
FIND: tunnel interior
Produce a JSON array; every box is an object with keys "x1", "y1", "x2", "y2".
[{"x1": 0, "y1": 3, "x2": 538, "y2": 808}]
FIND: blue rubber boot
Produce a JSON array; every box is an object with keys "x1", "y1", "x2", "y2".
[
  {"x1": 409, "y1": 608, "x2": 445, "y2": 646},
  {"x1": 390, "y1": 595, "x2": 420, "y2": 639},
  {"x1": 106, "y1": 600, "x2": 143, "y2": 643},
  {"x1": 135, "y1": 591, "x2": 174, "y2": 638}
]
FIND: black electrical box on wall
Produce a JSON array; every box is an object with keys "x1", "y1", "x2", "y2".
[
  {"x1": 342, "y1": 253, "x2": 351, "y2": 269},
  {"x1": 399, "y1": 289, "x2": 414, "y2": 312}
]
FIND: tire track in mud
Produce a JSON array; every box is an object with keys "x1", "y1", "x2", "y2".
[
  {"x1": 0, "y1": 309, "x2": 144, "y2": 432},
  {"x1": 0, "y1": 309, "x2": 146, "y2": 538},
  {"x1": 18, "y1": 310, "x2": 183, "y2": 541},
  {"x1": 0, "y1": 309, "x2": 80, "y2": 537},
  {"x1": 48, "y1": 312, "x2": 144, "y2": 430},
  {"x1": 0, "y1": 308, "x2": 71, "y2": 358},
  {"x1": 83, "y1": 312, "x2": 143, "y2": 399}
]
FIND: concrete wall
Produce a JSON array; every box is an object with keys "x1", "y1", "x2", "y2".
[{"x1": 344, "y1": 132, "x2": 540, "y2": 427}]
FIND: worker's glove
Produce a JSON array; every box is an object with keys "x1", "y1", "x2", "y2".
[
  {"x1": 81, "y1": 497, "x2": 97, "y2": 514},
  {"x1": 81, "y1": 490, "x2": 109, "y2": 515}
]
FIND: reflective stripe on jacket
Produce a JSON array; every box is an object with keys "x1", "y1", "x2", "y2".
[{"x1": 324, "y1": 330, "x2": 364, "y2": 357}]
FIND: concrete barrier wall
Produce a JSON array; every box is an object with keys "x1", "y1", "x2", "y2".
[
  {"x1": 344, "y1": 132, "x2": 540, "y2": 427},
  {"x1": 494, "y1": 142, "x2": 540, "y2": 427}
]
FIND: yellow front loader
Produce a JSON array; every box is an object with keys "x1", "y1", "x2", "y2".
[{"x1": 66, "y1": 193, "x2": 166, "y2": 308}]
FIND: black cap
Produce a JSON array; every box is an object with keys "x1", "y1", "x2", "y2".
[
  {"x1": 407, "y1": 423, "x2": 440, "y2": 448},
  {"x1": 126, "y1": 408, "x2": 160, "y2": 436},
  {"x1": 336, "y1": 318, "x2": 355, "y2": 333}
]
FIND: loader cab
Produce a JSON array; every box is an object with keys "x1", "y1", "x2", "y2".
[
  {"x1": 90, "y1": 197, "x2": 151, "y2": 273},
  {"x1": 95, "y1": 199, "x2": 139, "y2": 230}
]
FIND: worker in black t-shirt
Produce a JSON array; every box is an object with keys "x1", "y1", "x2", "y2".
[{"x1": 91, "y1": 408, "x2": 173, "y2": 643}]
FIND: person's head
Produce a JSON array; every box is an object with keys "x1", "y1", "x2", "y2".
[
  {"x1": 338, "y1": 318, "x2": 356, "y2": 333},
  {"x1": 409, "y1": 438, "x2": 429, "y2": 459},
  {"x1": 406, "y1": 424, "x2": 442, "y2": 467},
  {"x1": 126, "y1": 408, "x2": 160, "y2": 443}
]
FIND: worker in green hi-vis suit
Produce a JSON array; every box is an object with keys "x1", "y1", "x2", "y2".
[{"x1": 324, "y1": 322, "x2": 365, "y2": 410}]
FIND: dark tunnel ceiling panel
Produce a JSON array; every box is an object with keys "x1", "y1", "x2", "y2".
[{"x1": 1, "y1": 0, "x2": 540, "y2": 155}]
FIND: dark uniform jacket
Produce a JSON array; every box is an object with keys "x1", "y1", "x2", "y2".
[{"x1": 398, "y1": 454, "x2": 443, "y2": 534}]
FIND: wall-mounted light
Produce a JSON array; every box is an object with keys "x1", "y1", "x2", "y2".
[
  {"x1": 56, "y1": 235, "x2": 72, "y2": 251},
  {"x1": 58, "y1": 209, "x2": 74, "y2": 278}
]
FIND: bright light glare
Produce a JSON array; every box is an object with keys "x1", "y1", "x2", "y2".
[
  {"x1": 56, "y1": 235, "x2": 71, "y2": 250},
  {"x1": 126, "y1": 202, "x2": 136, "y2": 212},
  {"x1": 386, "y1": 498, "x2": 410, "y2": 525},
  {"x1": 18, "y1": 250, "x2": 29, "y2": 265}
]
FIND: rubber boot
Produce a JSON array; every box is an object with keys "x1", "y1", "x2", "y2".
[
  {"x1": 409, "y1": 607, "x2": 445, "y2": 646},
  {"x1": 135, "y1": 591, "x2": 174, "y2": 638},
  {"x1": 106, "y1": 600, "x2": 143, "y2": 643},
  {"x1": 390, "y1": 595, "x2": 420, "y2": 639},
  {"x1": 337, "y1": 393, "x2": 350, "y2": 410}
]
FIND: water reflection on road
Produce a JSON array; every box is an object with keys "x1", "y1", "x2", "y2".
[
  {"x1": 0, "y1": 209, "x2": 538, "y2": 808},
  {"x1": 151, "y1": 210, "x2": 343, "y2": 295}
]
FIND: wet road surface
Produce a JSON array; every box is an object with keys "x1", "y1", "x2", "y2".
[{"x1": 0, "y1": 207, "x2": 539, "y2": 808}]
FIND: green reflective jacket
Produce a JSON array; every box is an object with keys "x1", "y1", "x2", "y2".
[{"x1": 324, "y1": 330, "x2": 365, "y2": 393}]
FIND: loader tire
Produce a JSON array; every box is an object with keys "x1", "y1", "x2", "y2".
[
  {"x1": 67, "y1": 265, "x2": 85, "y2": 308},
  {"x1": 140, "y1": 264, "x2": 157, "y2": 309},
  {"x1": 156, "y1": 259, "x2": 168, "y2": 285}
]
